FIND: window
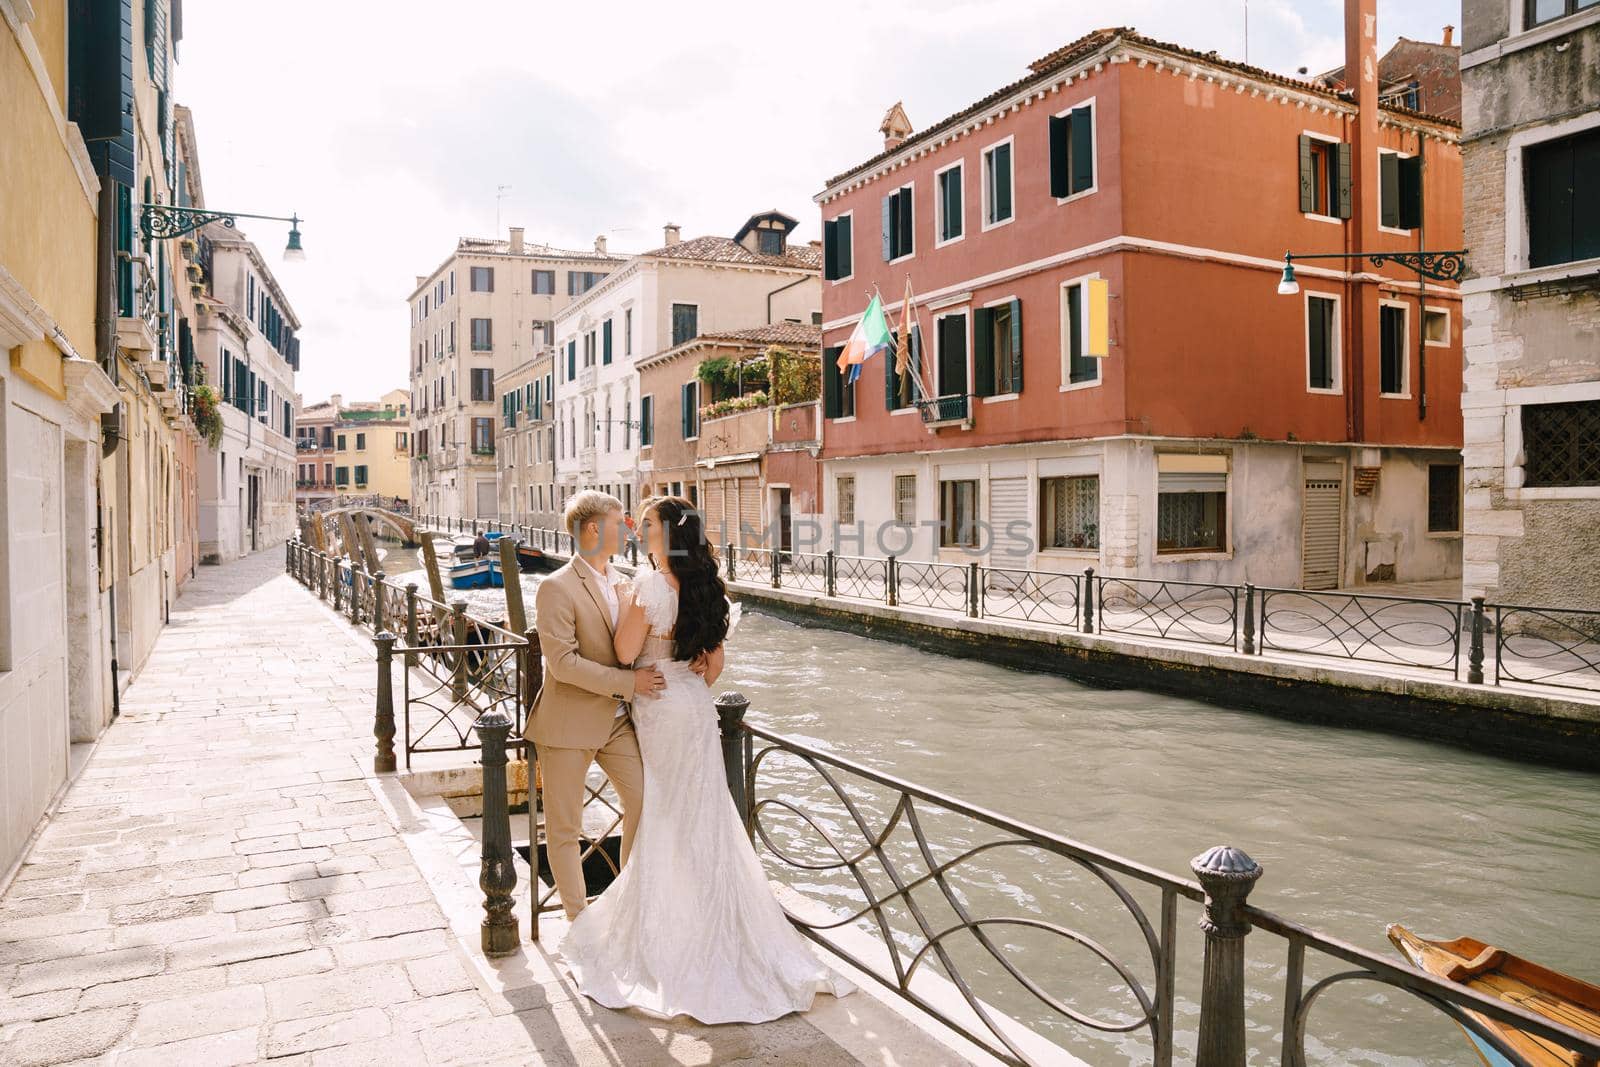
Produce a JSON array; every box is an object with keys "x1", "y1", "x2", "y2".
[
  {"x1": 471, "y1": 318, "x2": 492, "y2": 351},
  {"x1": 532, "y1": 320, "x2": 554, "y2": 348},
  {"x1": 1306, "y1": 293, "x2": 1340, "y2": 392},
  {"x1": 471, "y1": 368, "x2": 494, "y2": 402},
  {"x1": 1525, "y1": 125, "x2": 1600, "y2": 268},
  {"x1": 639, "y1": 394, "x2": 654, "y2": 447},
  {"x1": 935, "y1": 312, "x2": 968, "y2": 400},
  {"x1": 470, "y1": 266, "x2": 494, "y2": 292},
  {"x1": 1527, "y1": 0, "x2": 1600, "y2": 29},
  {"x1": 355, "y1": 432, "x2": 365, "y2": 450},
  {"x1": 837, "y1": 476, "x2": 856, "y2": 525},
  {"x1": 566, "y1": 339, "x2": 576, "y2": 380},
  {"x1": 681, "y1": 380, "x2": 700, "y2": 440},
  {"x1": 337, "y1": 434, "x2": 346, "y2": 451},
  {"x1": 936, "y1": 163, "x2": 963, "y2": 244},
  {"x1": 939, "y1": 480, "x2": 979, "y2": 547},
  {"x1": 335, "y1": 466, "x2": 349, "y2": 486},
  {"x1": 974, "y1": 300, "x2": 1022, "y2": 397},
  {"x1": 1049, "y1": 103, "x2": 1095, "y2": 198},
  {"x1": 1297, "y1": 135, "x2": 1351, "y2": 219},
  {"x1": 568, "y1": 271, "x2": 606, "y2": 295},
  {"x1": 449, "y1": 321, "x2": 455, "y2": 352},
  {"x1": 823, "y1": 213, "x2": 853, "y2": 280},
  {"x1": 1379, "y1": 150, "x2": 1423, "y2": 230},
  {"x1": 1061, "y1": 281, "x2": 1099, "y2": 385},
  {"x1": 1157, "y1": 456, "x2": 1229, "y2": 554},
  {"x1": 471, "y1": 417, "x2": 495, "y2": 455},
  {"x1": 583, "y1": 331, "x2": 595, "y2": 367},
  {"x1": 1427, "y1": 464, "x2": 1461, "y2": 533},
  {"x1": 602, "y1": 318, "x2": 613, "y2": 365},
  {"x1": 1041, "y1": 476, "x2": 1099, "y2": 550},
  {"x1": 1522, "y1": 400, "x2": 1600, "y2": 486},
  {"x1": 757, "y1": 230, "x2": 784, "y2": 256},
  {"x1": 1379, "y1": 303, "x2": 1408, "y2": 395},
  {"x1": 625, "y1": 308, "x2": 633, "y2": 355},
  {"x1": 396, "y1": 432, "x2": 408, "y2": 450},
  {"x1": 324, "y1": 462, "x2": 333, "y2": 481},
  {"x1": 822, "y1": 345, "x2": 856, "y2": 419},
  {"x1": 882, "y1": 184, "x2": 914, "y2": 261},
  {"x1": 354, "y1": 465, "x2": 368, "y2": 487},
  {"x1": 983, "y1": 140, "x2": 1014, "y2": 227},
  {"x1": 894, "y1": 474, "x2": 916, "y2": 526},
  {"x1": 885, "y1": 326, "x2": 921, "y2": 410},
  {"x1": 532, "y1": 269, "x2": 555, "y2": 295},
  {"x1": 671, "y1": 303, "x2": 698, "y2": 346},
  {"x1": 1423, "y1": 308, "x2": 1450, "y2": 346}
]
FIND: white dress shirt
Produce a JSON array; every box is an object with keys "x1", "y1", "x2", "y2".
[{"x1": 573, "y1": 554, "x2": 626, "y2": 717}]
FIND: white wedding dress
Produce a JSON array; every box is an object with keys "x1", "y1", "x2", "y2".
[{"x1": 559, "y1": 568, "x2": 854, "y2": 1024}]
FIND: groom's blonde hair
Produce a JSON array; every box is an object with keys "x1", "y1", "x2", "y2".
[{"x1": 564, "y1": 489, "x2": 624, "y2": 541}]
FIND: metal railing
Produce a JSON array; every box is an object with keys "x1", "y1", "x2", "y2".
[
  {"x1": 1258, "y1": 587, "x2": 1466, "y2": 679},
  {"x1": 1493, "y1": 603, "x2": 1600, "y2": 691},
  {"x1": 1097, "y1": 576, "x2": 1240, "y2": 648}
]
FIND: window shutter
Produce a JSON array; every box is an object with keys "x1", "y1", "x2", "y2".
[
  {"x1": 567, "y1": 340, "x2": 575, "y2": 379},
  {"x1": 1049, "y1": 115, "x2": 1070, "y2": 198},
  {"x1": 823, "y1": 346, "x2": 842, "y2": 418},
  {"x1": 1298, "y1": 135, "x2": 1315, "y2": 213},
  {"x1": 1380, "y1": 153, "x2": 1401, "y2": 228},
  {"x1": 681, "y1": 383, "x2": 691, "y2": 439},
  {"x1": 995, "y1": 145, "x2": 1013, "y2": 220},
  {"x1": 897, "y1": 188, "x2": 913, "y2": 255},
  {"x1": 1336, "y1": 143, "x2": 1353, "y2": 219},
  {"x1": 1070, "y1": 105, "x2": 1094, "y2": 194},
  {"x1": 823, "y1": 219, "x2": 838, "y2": 280},
  {"x1": 602, "y1": 319, "x2": 613, "y2": 364},
  {"x1": 837, "y1": 215, "x2": 852, "y2": 277},
  {"x1": 973, "y1": 307, "x2": 995, "y2": 397},
  {"x1": 1398, "y1": 155, "x2": 1423, "y2": 229},
  {"x1": 884, "y1": 335, "x2": 897, "y2": 409},
  {"x1": 882, "y1": 195, "x2": 894, "y2": 261},
  {"x1": 1009, "y1": 297, "x2": 1024, "y2": 393},
  {"x1": 641, "y1": 395, "x2": 653, "y2": 446}
]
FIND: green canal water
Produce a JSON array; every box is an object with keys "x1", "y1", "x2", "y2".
[{"x1": 389, "y1": 549, "x2": 1600, "y2": 1065}]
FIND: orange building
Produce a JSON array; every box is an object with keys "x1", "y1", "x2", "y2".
[{"x1": 815, "y1": 5, "x2": 1463, "y2": 590}]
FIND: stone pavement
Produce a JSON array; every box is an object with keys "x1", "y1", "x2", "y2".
[{"x1": 0, "y1": 549, "x2": 977, "y2": 1067}]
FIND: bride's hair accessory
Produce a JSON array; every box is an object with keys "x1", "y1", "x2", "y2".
[{"x1": 676, "y1": 511, "x2": 689, "y2": 526}]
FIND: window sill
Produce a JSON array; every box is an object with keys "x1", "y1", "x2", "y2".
[
  {"x1": 1378, "y1": 225, "x2": 1414, "y2": 238},
  {"x1": 828, "y1": 274, "x2": 855, "y2": 286},
  {"x1": 981, "y1": 393, "x2": 1020, "y2": 404},
  {"x1": 1303, "y1": 212, "x2": 1345, "y2": 226},
  {"x1": 890, "y1": 407, "x2": 918, "y2": 417},
  {"x1": 1153, "y1": 550, "x2": 1233, "y2": 563},
  {"x1": 1037, "y1": 547, "x2": 1098, "y2": 559},
  {"x1": 1379, "y1": 392, "x2": 1412, "y2": 401},
  {"x1": 1055, "y1": 186, "x2": 1098, "y2": 206},
  {"x1": 1425, "y1": 530, "x2": 1462, "y2": 539},
  {"x1": 1507, "y1": 485, "x2": 1600, "y2": 502},
  {"x1": 829, "y1": 416, "x2": 857, "y2": 424},
  {"x1": 888, "y1": 253, "x2": 916, "y2": 267},
  {"x1": 935, "y1": 234, "x2": 965, "y2": 250},
  {"x1": 1059, "y1": 378, "x2": 1103, "y2": 393},
  {"x1": 1307, "y1": 386, "x2": 1343, "y2": 396},
  {"x1": 981, "y1": 215, "x2": 1015, "y2": 233}
]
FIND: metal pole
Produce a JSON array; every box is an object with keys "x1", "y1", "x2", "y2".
[
  {"x1": 405, "y1": 583, "x2": 420, "y2": 668},
  {"x1": 1191, "y1": 845, "x2": 1263, "y2": 1067},
  {"x1": 1241, "y1": 583, "x2": 1257, "y2": 655},
  {"x1": 474, "y1": 708, "x2": 520, "y2": 956},
  {"x1": 967, "y1": 561, "x2": 980, "y2": 618},
  {"x1": 374, "y1": 632, "x2": 397, "y2": 774},
  {"x1": 1082, "y1": 568, "x2": 1096, "y2": 634},
  {"x1": 825, "y1": 550, "x2": 836, "y2": 597},
  {"x1": 372, "y1": 571, "x2": 388, "y2": 634},
  {"x1": 451, "y1": 599, "x2": 469, "y2": 702},
  {"x1": 1467, "y1": 595, "x2": 1486, "y2": 685},
  {"x1": 887, "y1": 556, "x2": 898, "y2": 607},
  {"x1": 318, "y1": 551, "x2": 328, "y2": 600},
  {"x1": 333, "y1": 557, "x2": 344, "y2": 612},
  {"x1": 726, "y1": 542, "x2": 736, "y2": 583},
  {"x1": 715, "y1": 692, "x2": 751, "y2": 831},
  {"x1": 770, "y1": 548, "x2": 781, "y2": 589}
]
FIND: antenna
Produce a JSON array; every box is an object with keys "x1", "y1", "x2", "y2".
[
  {"x1": 495, "y1": 185, "x2": 512, "y2": 235},
  {"x1": 1243, "y1": 0, "x2": 1249, "y2": 65}
]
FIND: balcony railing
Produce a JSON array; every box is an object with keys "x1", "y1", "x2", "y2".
[{"x1": 916, "y1": 393, "x2": 971, "y2": 426}]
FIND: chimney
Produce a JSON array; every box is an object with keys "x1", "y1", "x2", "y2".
[
  {"x1": 879, "y1": 102, "x2": 913, "y2": 152},
  {"x1": 415, "y1": 275, "x2": 425, "y2": 288},
  {"x1": 663, "y1": 223, "x2": 681, "y2": 246},
  {"x1": 509, "y1": 226, "x2": 525, "y2": 254},
  {"x1": 330, "y1": 393, "x2": 342, "y2": 413},
  {"x1": 594, "y1": 234, "x2": 607, "y2": 254},
  {"x1": 1442, "y1": 24, "x2": 1454, "y2": 46}
]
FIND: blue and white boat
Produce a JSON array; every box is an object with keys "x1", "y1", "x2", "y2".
[{"x1": 444, "y1": 535, "x2": 503, "y2": 589}]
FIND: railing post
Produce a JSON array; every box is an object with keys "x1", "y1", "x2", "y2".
[
  {"x1": 726, "y1": 542, "x2": 736, "y2": 583},
  {"x1": 372, "y1": 571, "x2": 388, "y2": 633},
  {"x1": 333, "y1": 558, "x2": 344, "y2": 612},
  {"x1": 520, "y1": 628, "x2": 542, "y2": 733},
  {"x1": 373, "y1": 632, "x2": 397, "y2": 774},
  {"x1": 1467, "y1": 596, "x2": 1486, "y2": 684},
  {"x1": 350, "y1": 565, "x2": 363, "y2": 625},
  {"x1": 887, "y1": 556, "x2": 898, "y2": 607},
  {"x1": 318, "y1": 551, "x2": 328, "y2": 600},
  {"x1": 451, "y1": 599, "x2": 469, "y2": 701},
  {"x1": 1082, "y1": 568, "x2": 1096, "y2": 634},
  {"x1": 825, "y1": 550, "x2": 836, "y2": 597},
  {"x1": 715, "y1": 691, "x2": 751, "y2": 832},
  {"x1": 1191, "y1": 845, "x2": 1263, "y2": 1067},
  {"x1": 1241, "y1": 583, "x2": 1257, "y2": 655},
  {"x1": 405, "y1": 583, "x2": 420, "y2": 667},
  {"x1": 770, "y1": 548, "x2": 781, "y2": 589},
  {"x1": 473, "y1": 708, "x2": 520, "y2": 956},
  {"x1": 967, "y1": 561, "x2": 980, "y2": 618}
]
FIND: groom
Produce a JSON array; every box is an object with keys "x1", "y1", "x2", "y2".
[{"x1": 528, "y1": 491, "x2": 661, "y2": 920}]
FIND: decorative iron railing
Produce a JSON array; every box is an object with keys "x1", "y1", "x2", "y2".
[
  {"x1": 1493, "y1": 604, "x2": 1600, "y2": 691},
  {"x1": 1097, "y1": 576, "x2": 1240, "y2": 648},
  {"x1": 1258, "y1": 587, "x2": 1465, "y2": 679},
  {"x1": 893, "y1": 559, "x2": 972, "y2": 614},
  {"x1": 833, "y1": 553, "x2": 888, "y2": 602},
  {"x1": 983, "y1": 568, "x2": 1083, "y2": 629}
]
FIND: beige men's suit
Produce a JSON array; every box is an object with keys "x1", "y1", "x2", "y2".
[{"x1": 528, "y1": 559, "x2": 645, "y2": 920}]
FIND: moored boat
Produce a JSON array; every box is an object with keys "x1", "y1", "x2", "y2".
[{"x1": 1387, "y1": 924, "x2": 1600, "y2": 1067}]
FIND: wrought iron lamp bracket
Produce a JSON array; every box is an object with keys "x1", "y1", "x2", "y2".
[{"x1": 1283, "y1": 249, "x2": 1469, "y2": 283}]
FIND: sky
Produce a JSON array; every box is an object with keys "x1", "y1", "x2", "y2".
[{"x1": 177, "y1": 0, "x2": 1461, "y2": 402}]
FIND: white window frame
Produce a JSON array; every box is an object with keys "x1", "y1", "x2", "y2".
[
  {"x1": 934, "y1": 160, "x2": 965, "y2": 249},
  {"x1": 1503, "y1": 108, "x2": 1600, "y2": 281},
  {"x1": 1300, "y1": 129, "x2": 1345, "y2": 226},
  {"x1": 684, "y1": 380, "x2": 700, "y2": 442},
  {"x1": 888, "y1": 181, "x2": 916, "y2": 266},
  {"x1": 1304, "y1": 289, "x2": 1343, "y2": 395},
  {"x1": 892, "y1": 471, "x2": 918, "y2": 526},
  {"x1": 1503, "y1": 381, "x2": 1600, "y2": 502},
  {"x1": 932, "y1": 306, "x2": 972, "y2": 400},
  {"x1": 1053, "y1": 96, "x2": 1099, "y2": 206},
  {"x1": 1423, "y1": 305, "x2": 1452, "y2": 347},
  {"x1": 1378, "y1": 148, "x2": 1417, "y2": 236},
  {"x1": 1058, "y1": 271, "x2": 1103, "y2": 392},
  {"x1": 979, "y1": 293, "x2": 1021, "y2": 402},
  {"x1": 1378, "y1": 298, "x2": 1412, "y2": 399},
  {"x1": 1153, "y1": 456, "x2": 1234, "y2": 562},
  {"x1": 828, "y1": 209, "x2": 855, "y2": 285},
  {"x1": 981, "y1": 135, "x2": 1016, "y2": 232},
  {"x1": 836, "y1": 474, "x2": 856, "y2": 526}
]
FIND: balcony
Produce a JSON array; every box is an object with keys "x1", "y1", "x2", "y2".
[
  {"x1": 916, "y1": 393, "x2": 972, "y2": 429},
  {"x1": 578, "y1": 445, "x2": 597, "y2": 478},
  {"x1": 578, "y1": 365, "x2": 597, "y2": 391}
]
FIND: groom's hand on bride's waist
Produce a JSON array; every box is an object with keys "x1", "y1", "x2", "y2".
[
  {"x1": 687, "y1": 653, "x2": 709, "y2": 677},
  {"x1": 633, "y1": 665, "x2": 666, "y2": 696}
]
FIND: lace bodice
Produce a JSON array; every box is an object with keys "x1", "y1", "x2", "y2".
[{"x1": 630, "y1": 568, "x2": 739, "y2": 667}]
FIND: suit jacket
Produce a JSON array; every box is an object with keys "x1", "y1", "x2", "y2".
[{"x1": 527, "y1": 560, "x2": 637, "y2": 749}]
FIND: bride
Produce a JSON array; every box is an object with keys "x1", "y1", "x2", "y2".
[{"x1": 559, "y1": 496, "x2": 854, "y2": 1024}]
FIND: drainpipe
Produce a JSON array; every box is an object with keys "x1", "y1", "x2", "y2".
[
  {"x1": 765, "y1": 274, "x2": 810, "y2": 325},
  {"x1": 93, "y1": 179, "x2": 122, "y2": 719},
  {"x1": 1415, "y1": 126, "x2": 1428, "y2": 422}
]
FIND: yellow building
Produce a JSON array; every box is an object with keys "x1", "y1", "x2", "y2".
[{"x1": 297, "y1": 389, "x2": 412, "y2": 507}]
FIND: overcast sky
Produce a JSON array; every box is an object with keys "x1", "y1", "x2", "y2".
[{"x1": 177, "y1": 0, "x2": 1460, "y2": 403}]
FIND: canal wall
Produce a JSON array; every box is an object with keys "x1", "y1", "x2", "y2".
[{"x1": 727, "y1": 582, "x2": 1600, "y2": 772}]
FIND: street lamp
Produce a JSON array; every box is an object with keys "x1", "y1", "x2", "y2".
[
  {"x1": 141, "y1": 204, "x2": 307, "y2": 262},
  {"x1": 1276, "y1": 249, "x2": 1467, "y2": 295}
]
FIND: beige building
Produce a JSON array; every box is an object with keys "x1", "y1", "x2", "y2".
[
  {"x1": 408, "y1": 229, "x2": 624, "y2": 519},
  {"x1": 297, "y1": 389, "x2": 411, "y2": 509},
  {"x1": 497, "y1": 352, "x2": 557, "y2": 527}
]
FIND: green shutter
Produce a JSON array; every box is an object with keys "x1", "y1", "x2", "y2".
[
  {"x1": 1049, "y1": 115, "x2": 1070, "y2": 198},
  {"x1": 823, "y1": 346, "x2": 842, "y2": 418},
  {"x1": 1070, "y1": 105, "x2": 1094, "y2": 194},
  {"x1": 1336, "y1": 142, "x2": 1353, "y2": 219},
  {"x1": 897, "y1": 188, "x2": 913, "y2": 256},
  {"x1": 1009, "y1": 297, "x2": 1024, "y2": 394},
  {"x1": 884, "y1": 335, "x2": 898, "y2": 410},
  {"x1": 973, "y1": 307, "x2": 994, "y2": 397},
  {"x1": 1298, "y1": 135, "x2": 1315, "y2": 213},
  {"x1": 824, "y1": 219, "x2": 838, "y2": 280},
  {"x1": 1380, "y1": 153, "x2": 1401, "y2": 228},
  {"x1": 681, "y1": 383, "x2": 691, "y2": 439},
  {"x1": 881, "y1": 195, "x2": 894, "y2": 261},
  {"x1": 994, "y1": 144, "x2": 1013, "y2": 220},
  {"x1": 837, "y1": 215, "x2": 852, "y2": 277},
  {"x1": 1398, "y1": 155, "x2": 1422, "y2": 229},
  {"x1": 602, "y1": 319, "x2": 613, "y2": 364},
  {"x1": 641, "y1": 395, "x2": 653, "y2": 446}
]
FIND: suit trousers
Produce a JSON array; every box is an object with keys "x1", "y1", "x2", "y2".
[{"x1": 538, "y1": 714, "x2": 645, "y2": 920}]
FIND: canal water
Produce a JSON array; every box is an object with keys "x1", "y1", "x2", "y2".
[{"x1": 386, "y1": 543, "x2": 1600, "y2": 1066}]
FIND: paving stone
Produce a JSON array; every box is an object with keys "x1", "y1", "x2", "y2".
[
  {"x1": 404, "y1": 952, "x2": 476, "y2": 998},
  {"x1": 0, "y1": 1005, "x2": 135, "y2": 1066},
  {"x1": 107, "y1": 895, "x2": 211, "y2": 925},
  {"x1": 127, "y1": 985, "x2": 266, "y2": 1046},
  {"x1": 307, "y1": 1031, "x2": 427, "y2": 1067},
  {"x1": 330, "y1": 929, "x2": 451, "y2": 969},
  {"x1": 110, "y1": 1027, "x2": 261, "y2": 1067},
  {"x1": 164, "y1": 924, "x2": 316, "y2": 972},
  {"x1": 0, "y1": 988, "x2": 80, "y2": 1026},
  {"x1": 265, "y1": 1006, "x2": 392, "y2": 1057},
  {"x1": 110, "y1": 911, "x2": 237, "y2": 948},
  {"x1": 263, "y1": 962, "x2": 414, "y2": 1020},
  {"x1": 76, "y1": 965, "x2": 231, "y2": 1010},
  {"x1": 211, "y1": 883, "x2": 290, "y2": 913},
  {"x1": 9, "y1": 945, "x2": 164, "y2": 996},
  {"x1": 224, "y1": 947, "x2": 336, "y2": 985},
  {"x1": 234, "y1": 900, "x2": 328, "y2": 931}
]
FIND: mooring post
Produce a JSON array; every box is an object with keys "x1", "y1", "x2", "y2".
[
  {"x1": 474, "y1": 708, "x2": 519, "y2": 956},
  {"x1": 886, "y1": 556, "x2": 898, "y2": 607},
  {"x1": 405, "y1": 583, "x2": 419, "y2": 668},
  {"x1": 825, "y1": 550, "x2": 836, "y2": 597},
  {"x1": 317, "y1": 551, "x2": 328, "y2": 600},
  {"x1": 374, "y1": 632, "x2": 397, "y2": 774},
  {"x1": 1241, "y1": 583, "x2": 1257, "y2": 655},
  {"x1": 1467, "y1": 596, "x2": 1486, "y2": 685},
  {"x1": 715, "y1": 691, "x2": 751, "y2": 832},
  {"x1": 1191, "y1": 845, "x2": 1262, "y2": 1067},
  {"x1": 350, "y1": 566, "x2": 363, "y2": 625},
  {"x1": 372, "y1": 571, "x2": 388, "y2": 633},
  {"x1": 1082, "y1": 568, "x2": 1096, "y2": 634}
]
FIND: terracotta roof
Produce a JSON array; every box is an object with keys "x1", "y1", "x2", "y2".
[
  {"x1": 454, "y1": 236, "x2": 619, "y2": 261},
  {"x1": 823, "y1": 26, "x2": 1459, "y2": 190},
  {"x1": 693, "y1": 323, "x2": 822, "y2": 348},
  {"x1": 1319, "y1": 37, "x2": 1461, "y2": 122},
  {"x1": 640, "y1": 234, "x2": 821, "y2": 271}
]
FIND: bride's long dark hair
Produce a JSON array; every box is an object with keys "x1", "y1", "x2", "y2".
[{"x1": 646, "y1": 496, "x2": 728, "y2": 662}]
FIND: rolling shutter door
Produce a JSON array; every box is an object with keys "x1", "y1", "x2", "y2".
[
  {"x1": 738, "y1": 477, "x2": 762, "y2": 546},
  {"x1": 989, "y1": 477, "x2": 1029, "y2": 568},
  {"x1": 704, "y1": 480, "x2": 726, "y2": 545},
  {"x1": 1301, "y1": 479, "x2": 1342, "y2": 590}
]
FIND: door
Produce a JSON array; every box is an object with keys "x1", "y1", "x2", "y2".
[
  {"x1": 738, "y1": 477, "x2": 762, "y2": 547},
  {"x1": 476, "y1": 481, "x2": 498, "y2": 519},
  {"x1": 776, "y1": 488, "x2": 793, "y2": 555},
  {"x1": 1301, "y1": 478, "x2": 1343, "y2": 590},
  {"x1": 247, "y1": 475, "x2": 260, "y2": 552},
  {"x1": 704, "y1": 480, "x2": 725, "y2": 546},
  {"x1": 989, "y1": 477, "x2": 1029, "y2": 569}
]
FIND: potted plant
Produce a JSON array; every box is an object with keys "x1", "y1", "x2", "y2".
[{"x1": 191, "y1": 384, "x2": 223, "y2": 449}]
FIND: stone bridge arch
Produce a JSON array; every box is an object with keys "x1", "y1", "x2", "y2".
[{"x1": 318, "y1": 507, "x2": 418, "y2": 547}]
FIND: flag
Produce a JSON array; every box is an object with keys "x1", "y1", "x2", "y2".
[
  {"x1": 836, "y1": 295, "x2": 893, "y2": 385},
  {"x1": 893, "y1": 279, "x2": 913, "y2": 378}
]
